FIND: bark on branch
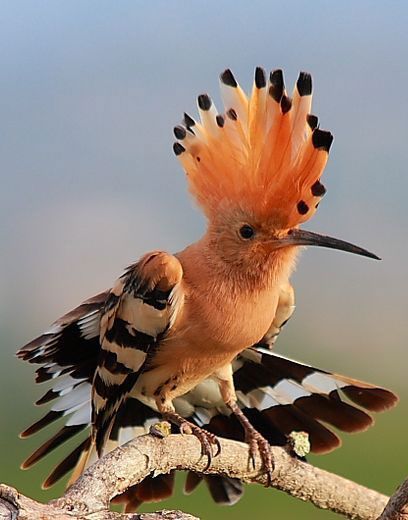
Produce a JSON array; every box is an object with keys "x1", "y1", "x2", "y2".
[
  {"x1": 378, "y1": 478, "x2": 408, "y2": 520},
  {"x1": 0, "y1": 433, "x2": 406, "y2": 520}
]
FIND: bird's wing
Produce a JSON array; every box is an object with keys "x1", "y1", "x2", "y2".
[
  {"x1": 256, "y1": 282, "x2": 296, "y2": 349},
  {"x1": 188, "y1": 347, "x2": 398, "y2": 454},
  {"x1": 17, "y1": 252, "x2": 240, "y2": 507},
  {"x1": 165, "y1": 344, "x2": 397, "y2": 500},
  {"x1": 17, "y1": 289, "x2": 108, "y2": 452},
  {"x1": 91, "y1": 251, "x2": 184, "y2": 454},
  {"x1": 17, "y1": 251, "x2": 183, "y2": 478},
  {"x1": 17, "y1": 246, "x2": 238, "y2": 509},
  {"x1": 17, "y1": 290, "x2": 108, "y2": 384}
]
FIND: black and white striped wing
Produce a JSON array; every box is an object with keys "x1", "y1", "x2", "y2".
[
  {"x1": 91, "y1": 251, "x2": 184, "y2": 455},
  {"x1": 155, "y1": 344, "x2": 394, "y2": 502},
  {"x1": 17, "y1": 290, "x2": 107, "y2": 467},
  {"x1": 187, "y1": 347, "x2": 398, "y2": 455},
  {"x1": 16, "y1": 251, "x2": 184, "y2": 477}
]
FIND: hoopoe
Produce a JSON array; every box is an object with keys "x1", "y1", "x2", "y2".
[{"x1": 18, "y1": 66, "x2": 397, "y2": 511}]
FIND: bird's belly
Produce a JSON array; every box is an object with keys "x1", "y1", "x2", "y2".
[{"x1": 135, "y1": 342, "x2": 235, "y2": 399}]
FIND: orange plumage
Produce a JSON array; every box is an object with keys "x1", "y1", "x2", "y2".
[
  {"x1": 175, "y1": 68, "x2": 331, "y2": 228},
  {"x1": 17, "y1": 66, "x2": 396, "y2": 511}
]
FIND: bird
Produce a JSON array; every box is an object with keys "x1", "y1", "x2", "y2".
[{"x1": 17, "y1": 66, "x2": 398, "y2": 511}]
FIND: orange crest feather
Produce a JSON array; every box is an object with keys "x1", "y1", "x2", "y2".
[{"x1": 173, "y1": 67, "x2": 333, "y2": 229}]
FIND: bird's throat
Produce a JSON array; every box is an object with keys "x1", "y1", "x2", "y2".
[{"x1": 178, "y1": 234, "x2": 299, "y2": 296}]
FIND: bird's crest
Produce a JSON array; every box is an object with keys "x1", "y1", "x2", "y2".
[{"x1": 174, "y1": 67, "x2": 333, "y2": 229}]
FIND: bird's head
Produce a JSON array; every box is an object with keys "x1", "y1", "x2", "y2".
[{"x1": 174, "y1": 67, "x2": 379, "y2": 268}]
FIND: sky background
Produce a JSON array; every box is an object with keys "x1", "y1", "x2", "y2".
[{"x1": 0, "y1": 2, "x2": 407, "y2": 519}]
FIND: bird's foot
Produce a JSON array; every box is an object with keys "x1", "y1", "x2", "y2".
[
  {"x1": 163, "y1": 412, "x2": 221, "y2": 470},
  {"x1": 244, "y1": 426, "x2": 274, "y2": 486},
  {"x1": 229, "y1": 402, "x2": 274, "y2": 485}
]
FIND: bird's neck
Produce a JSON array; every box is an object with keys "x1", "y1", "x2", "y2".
[{"x1": 178, "y1": 232, "x2": 299, "y2": 295}]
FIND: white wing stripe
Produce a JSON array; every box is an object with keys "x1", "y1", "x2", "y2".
[
  {"x1": 247, "y1": 387, "x2": 280, "y2": 409},
  {"x1": 65, "y1": 401, "x2": 91, "y2": 427},
  {"x1": 51, "y1": 381, "x2": 90, "y2": 412},
  {"x1": 273, "y1": 379, "x2": 312, "y2": 403},
  {"x1": 78, "y1": 311, "x2": 100, "y2": 339},
  {"x1": 302, "y1": 373, "x2": 347, "y2": 394}
]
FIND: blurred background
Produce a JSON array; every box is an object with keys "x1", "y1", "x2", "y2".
[{"x1": 1, "y1": 1, "x2": 407, "y2": 518}]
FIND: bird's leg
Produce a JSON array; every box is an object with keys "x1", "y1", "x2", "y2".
[
  {"x1": 216, "y1": 365, "x2": 274, "y2": 485},
  {"x1": 228, "y1": 401, "x2": 274, "y2": 485},
  {"x1": 156, "y1": 395, "x2": 220, "y2": 471}
]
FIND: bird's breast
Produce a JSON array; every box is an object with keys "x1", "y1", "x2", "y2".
[
  {"x1": 144, "y1": 243, "x2": 295, "y2": 387},
  {"x1": 156, "y1": 277, "x2": 281, "y2": 366},
  {"x1": 141, "y1": 280, "x2": 280, "y2": 398},
  {"x1": 187, "y1": 283, "x2": 280, "y2": 350}
]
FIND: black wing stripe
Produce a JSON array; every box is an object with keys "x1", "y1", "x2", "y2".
[
  {"x1": 20, "y1": 410, "x2": 64, "y2": 437},
  {"x1": 104, "y1": 318, "x2": 155, "y2": 350},
  {"x1": 98, "y1": 349, "x2": 134, "y2": 375},
  {"x1": 43, "y1": 437, "x2": 92, "y2": 489},
  {"x1": 294, "y1": 394, "x2": 372, "y2": 432},
  {"x1": 36, "y1": 389, "x2": 63, "y2": 406},
  {"x1": 35, "y1": 374, "x2": 88, "y2": 405},
  {"x1": 264, "y1": 405, "x2": 341, "y2": 453},
  {"x1": 21, "y1": 425, "x2": 85, "y2": 468},
  {"x1": 341, "y1": 386, "x2": 396, "y2": 412}
]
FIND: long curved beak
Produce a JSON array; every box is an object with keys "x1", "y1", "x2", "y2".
[{"x1": 280, "y1": 229, "x2": 380, "y2": 260}]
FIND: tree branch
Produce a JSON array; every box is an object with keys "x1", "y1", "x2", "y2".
[
  {"x1": 378, "y1": 477, "x2": 408, "y2": 520},
  {"x1": 0, "y1": 433, "x2": 404, "y2": 520}
]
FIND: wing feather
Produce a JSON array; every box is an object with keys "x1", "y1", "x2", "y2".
[
  {"x1": 91, "y1": 251, "x2": 184, "y2": 455},
  {"x1": 18, "y1": 251, "x2": 184, "y2": 490}
]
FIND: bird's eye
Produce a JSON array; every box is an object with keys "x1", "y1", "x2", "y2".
[{"x1": 239, "y1": 224, "x2": 255, "y2": 240}]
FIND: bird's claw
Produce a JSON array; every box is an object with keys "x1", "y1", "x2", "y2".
[
  {"x1": 229, "y1": 403, "x2": 274, "y2": 485},
  {"x1": 187, "y1": 423, "x2": 221, "y2": 470},
  {"x1": 246, "y1": 430, "x2": 274, "y2": 486},
  {"x1": 164, "y1": 413, "x2": 221, "y2": 470}
]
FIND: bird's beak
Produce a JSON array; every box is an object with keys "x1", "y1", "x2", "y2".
[{"x1": 277, "y1": 229, "x2": 380, "y2": 260}]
